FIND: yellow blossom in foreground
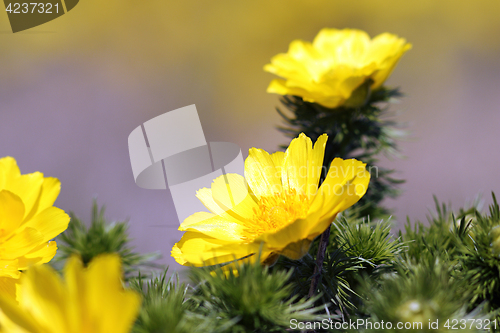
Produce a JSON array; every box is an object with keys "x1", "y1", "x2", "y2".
[
  {"x1": 172, "y1": 133, "x2": 370, "y2": 266},
  {"x1": 0, "y1": 157, "x2": 70, "y2": 299},
  {"x1": 0, "y1": 254, "x2": 141, "y2": 333},
  {"x1": 264, "y1": 28, "x2": 411, "y2": 108}
]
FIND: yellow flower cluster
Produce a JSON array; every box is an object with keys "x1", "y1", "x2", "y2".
[
  {"x1": 0, "y1": 157, "x2": 141, "y2": 332},
  {"x1": 172, "y1": 133, "x2": 370, "y2": 267},
  {"x1": 0, "y1": 254, "x2": 141, "y2": 333},
  {"x1": 264, "y1": 28, "x2": 411, "y2": 108},
  {"x1": 0, "y1": 157, "x2": 70, "y2": 298}
]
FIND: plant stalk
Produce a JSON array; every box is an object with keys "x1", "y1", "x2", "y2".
[{"x1": 308, "y1": 224, "x2": 331, "y2": 298}]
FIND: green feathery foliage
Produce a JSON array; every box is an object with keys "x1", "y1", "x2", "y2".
[
  {"x1": 273, "y1": 246, "x2": 362, "y2": 317},
  {"x1": 190, "y1": 257, "x2": 324, "y2": 333},
  {"x1": 130, "y1": 270, "x2": 232, "y2": 333},
  {"x1": 334, "y1": 216, "x2": 404, "y2": 311},
  {"x1": 272, "y1": 215, "x2": 403, "y2": 319},
  {"x1": 276, "y1": 86, "x2": 405, "y2": 218},
  {"x1": 458, "y1": 193, "x2": 500, "y2": 325},
  {"x1": 55, "y1": 200, "x2": 160, "y2": 279},
  {"x1": 400, "y1": 196, "x2": 475, "y2": 264},
  {"x1": 398, "y1": 195, "x2": 500, "y2": 332},
  {"x1": 334, "y1": 216, "x2": 403, "y2": 271},
  {"x1": 359, "y1": 259, "x2": 484, "y2": 333}
]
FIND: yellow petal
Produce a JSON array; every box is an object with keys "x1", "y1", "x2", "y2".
[
  {"x1": 21, "y1": 206, "x2": 69, "y2": 243},
  {"x1": 196, "y1": 187, "x2": 227, "y2": 216},
  {"x1": 19, "y1": 264, "x2": 69, "y2": 332},
  {"x1": 172, "y1": 231, "x2": 259, "y2": 266},
  {"x1": 270, "y1": 151, "x2": 285, "y2": 170},
  {"x1": 85, "y1": 254, "x2": 141, "y2": 333},
  {"x1": 244, "y1": 148, "x2": 282, "y2": 198},
  {"x1": 267, "y1": 79, "x2": 325, "y2": 106},
  {"x1": 62, "y1": 256, "x2": 87, "y2": 330},
  {"x1": 369, "y1": 37, "x2": 412, "y2": 88},
  {"x1": 4, "y1": 172, "x2": 44, "y2": 221},
  {"x1": 315, "y1": 158, "x2": 370, "y2": 216},
  {"x1": 264, "y1": 52, "x2": 310, "y2": 79},
  {"x1": 38, "y1": 177, "x2": 61, "y2": 212},
  {"x1": 336, "y1": 74, "x2": 368, "y2": 100},
  {"x1": 0, "y1": 276, "x2": 20, "y2": 301},
  {"x1": 180, "y1": 212, "x2": 246, "y2": 242},
  {"x1": 309, "y1": 134, "x2": 328, "y2": 194},
  {"x1": 0, "y1": 290, "x2": 43, "y2": 333},
  {"x1": 266, "y1": 78, "x2": 292, "y2": 95},
  {"x1": 313, "y1": 28, "x2": 344, "y2": 52},
  {"x1": 171, "y1": 244, "x2": 187, "y2": 265},
  {"x1": 0, "y1": 260, "x2": 21, "y2": 279},
  {"x1": 17, "y1": 241, "x2": 57, "y2": 270},
  {"x1": 0, "y1": 157, "x2": 21, "y2": 190},
  {"x1": 193, "y1": 184, "x2": 250, "y2": 223},
  {"x1": 331, "y1": 168, "x2": 370, "y2": 213},
  {"x1": 210, "y1": 173, "x2": 258, "y2": 220},
  {"x1": 85, "y1": 254, "x2": 123, "y2": 294},
  {"x1": 1, "y1": 227, "x2": 43, "y2": 259},
  {"x1": 172, "y1": 231, "x2": 238, "y2": 266},
  {"x1": 24, "y1": 177, "x2": 62, "y2": 221},
  {"x1": 282, "y1": 134, "x2": 312, "y2": 195},
  {"x1": 0, "y1": 190, "x2": 25, "y2": 240},
  {"x1": 288, "y1": 39, "x2": 319, "y2": 61},
  {"x1": 305, "y1": 212, "x2": 339, "y2": 240},
  {"x1": 282, "y1": 133, "x2": 327, "y2": 198},
  {"x1": 315, "y1": 29, "x2": 371, "y2": 65},
  {"x1": 319, "y1": 158, "x2": 358, "y2": 192}
]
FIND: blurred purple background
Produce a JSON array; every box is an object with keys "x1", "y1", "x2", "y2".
[{"x1": 1, "y1": 1, "x2": 499, "y2": 269}]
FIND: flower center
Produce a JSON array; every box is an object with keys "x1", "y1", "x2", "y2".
[
  {"x1": 242, "y1": 190, "x2": 310, "y2": 241},
  {"x1": 397, "y1": 300, "x2": 437, "y2": 324},
  {"x1": 490, "y1": 225, "x2": 500, "y2": 255}
]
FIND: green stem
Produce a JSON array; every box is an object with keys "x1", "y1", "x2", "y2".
[
  {"x1": 307, "y1": 136, "x2": 339, "y2": 299},
  {"x1": 308, "y1": 224, "x2": 331, "y2": 298}
]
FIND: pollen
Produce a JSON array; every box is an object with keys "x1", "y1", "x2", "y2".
[{"x1": 242, "y1": 189, "x2": 310, "y2": 241}]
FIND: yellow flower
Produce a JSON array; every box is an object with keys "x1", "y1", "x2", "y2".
[
  {"x1": 264, "y1": 28, "x2": 411, "y2": 108},
  {"x1": 0, "y1": 254, "x2": 141, "y2": 333},
  {"x1": 0, "y1": 157, "x2": 70, "y2": 299},
  {"x1": 172, "y1": 133, "x2": 370, "y2": 266}
]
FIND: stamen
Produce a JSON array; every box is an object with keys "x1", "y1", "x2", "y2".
[{"x1": 242, "y1": 189, "x2": 310, "y2": 241}]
